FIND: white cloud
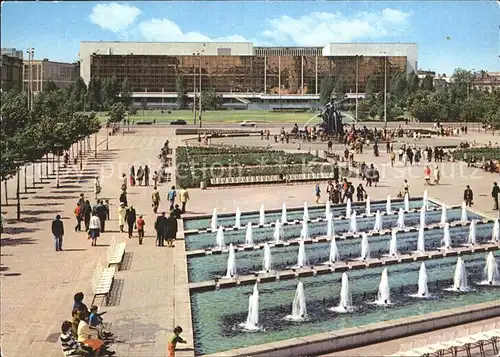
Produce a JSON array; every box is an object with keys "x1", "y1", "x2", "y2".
[
  {"x1": 89, "y1": 3, "x2": 142, "y2": 33},
  {"x1": 137, "y1": 18, "x2": 249, "y2": 43},
  {"x1": 262, "y1": 9, "x2": 412, "y2": 46}
]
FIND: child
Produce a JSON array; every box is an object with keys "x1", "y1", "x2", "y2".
[{"x1": 168, "y1": 326, "x2": 186, "y2": 357}]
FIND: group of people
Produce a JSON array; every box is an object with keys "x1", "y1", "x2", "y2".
[
  {"x1": 69, "y1": 193, "x2": 110, "y2": 248},
  {"x1": 389, "y1": 145, "x2": 446, "y2": 167},
  {"x1": 129, "y1": 165, "x2": 153, "y2": 187},
  {"x1": 59, "y1": 292, "x2": 187, "y2": 356},
  {"x1": 316, "y1": 179, "x2": 368, "y2": 204}
]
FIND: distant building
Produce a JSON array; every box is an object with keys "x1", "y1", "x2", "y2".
[
  {"x1": 472, "y1": 72, "x2": 500, "y2": 92},
  {"x1": 23, "y1": 58, "x2": 79, "y2": 94},
  {"x1": 1, "y1": 48, "x2": 23, "y2": 92},
  {"x1": 417, "y1": 70, "x2": 436, "y2": 79},
  {"x1": 79, "y1": 41, "x2": 418, "y2": 109}
]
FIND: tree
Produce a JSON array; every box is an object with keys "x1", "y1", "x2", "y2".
[
  {"x1": 175, "y1": 74, "x2": 188, "y2": 109},
  {"x1": 86, "y1": 77, "x2": 102, "y2": 111},
  {"x1": 357, "y1": 100, "x2": 371, "y2": 121},
  {"x1": 365, "y1": 75, "x2": 379, "y2": 99},
  {"x1": 121, "y1": 77, "x2": 132, "y2": 108},
  {"x1": 71, "y1": 77, "x2": 87, "y2": 111},
  {"x1": 319, "y1": 76, "x2": 334, "y2": 104},
  {"x1": 201, "y1": 90, "x2": 221, "y2": 110},
  {"x1": 107, "y1": 102, "x2": 126, "y2": 123},
  {"x1": 333, "y1": 77, "x2": 346, "y2": 100},
  {"x1": 421, "y1": 75, "x2": 434, "y2": 91},
  {"x1": 43, "y1": 81, "x2": 59, "y2": 93},
  {"x1": 407, "y1": 71, "x2": 420, "y2": 94}
]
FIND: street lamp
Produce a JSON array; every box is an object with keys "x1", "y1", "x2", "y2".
[
  {"x1": 380, "y1": 52, "x2": 388, "y2": 129},
  {"x1": 13, "y1": 160, "x2": 22, "y2": 220},
  {"x1": 78, "y1": 135, "x2": 84, "y2": 171},
  {"x1": 26, "y1": 48, "x2": 35, "y2": 111},
  {"x1": 198, "y1": 44, "x2": 206, "y2": 128}
]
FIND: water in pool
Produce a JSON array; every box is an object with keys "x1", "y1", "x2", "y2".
[
  {"x1": 191, "y1": 252, "x2": 500, "y2": 355},
  {"x1": 184, "y1": 198, "x2": 438, "y2": 231}
]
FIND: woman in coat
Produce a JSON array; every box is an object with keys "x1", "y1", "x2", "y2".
[{"x1": 118, "y1": 203, "x2": 127, "y2": 233}]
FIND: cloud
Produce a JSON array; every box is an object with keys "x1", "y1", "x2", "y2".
[
  {"x1": 262, "y1": 8, "x2": 412, "y2": 46},
  {"x1": 89, "y1": 3, "x2": 142, "y2": 33},
  {"x1": 137, "y1": 18, "x2": 249, "y2": 42}
]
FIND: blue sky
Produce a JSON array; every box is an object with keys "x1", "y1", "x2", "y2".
[{"x1": 1, "y1": 1, "x2": 499, "y2": 75}]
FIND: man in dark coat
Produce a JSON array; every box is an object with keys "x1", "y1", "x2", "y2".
[
  {"x1": 165, "y1": 212, "x2": 178, "y2": 248},
  {"x1": 464, "y1": 185, "x2": 474, "y2": 207},
  {"x1": 119, "y1": 190, "x2": 128, "y2": 207},
  {"x1": 155, "y1": 212, "x2": 168, "y2": 247},
  {"x1": 333, "y1": 163, "x2": 339, "y2": 182},
  {"x1": 51, "y1": 215, "x2": 65, "y2": 251},
  {"x1": 95, "y1": 200, "x2": 107, "y2": 232},
  {"x1": 492, "y1": 182, "x2": 500, "y2": 210},
  {"x1": 125, "y1": 205, "x2": 137, "y2": 238}
]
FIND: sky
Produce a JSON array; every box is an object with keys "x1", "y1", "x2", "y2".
[{"x1": 1, "y1": 1, "x2": 499, "y2": 75}]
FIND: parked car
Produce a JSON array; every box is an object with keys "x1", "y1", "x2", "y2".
[
  {"x1": 240, "y1": 120, "x2": 257, "y2": 127},
  {"x1": 170, "y1": 119, "x2": 187, "y2": 125}
]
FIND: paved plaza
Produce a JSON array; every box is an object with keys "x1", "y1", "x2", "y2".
[{"x1": 1, "y1": 124, "x2": 499, "y2": 357}]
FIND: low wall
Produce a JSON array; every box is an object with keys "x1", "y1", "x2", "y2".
[{"x1": 206, "y1": 301, "x2": 500, "y2": 357}]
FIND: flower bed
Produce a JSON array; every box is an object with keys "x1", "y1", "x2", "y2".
[
  {"x1": 176, "y1": 146, "x2": 349, "y2": 188},
  {"x1": 451, "y1": 147, "x2": 500, "y2": 162}
]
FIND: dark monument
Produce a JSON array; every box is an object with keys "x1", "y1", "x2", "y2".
[{"x1": 320, "y1": 99, "x2": 344, "y2": 136}]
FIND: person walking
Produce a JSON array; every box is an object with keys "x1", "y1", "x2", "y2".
[
  {"x1": 155, "y1": 212, "x2": 168, "y2": 247},
  {"x1": 167, "y1": 186, "x2": 177, "y2": 211},
  {"x1": 434, "y1": 166, "x2": 441, "y2": 185},
  {"x1": 424, "y1": 166, "x2": 431, "y2": 185},
  {"x1": 83, "y1": 200, "x2": 92, "y2": 232},
  {"x1": 390, "y1": 150, "x2": 396, "y2": 167},
  {"x1": 464, "y1": 185, "x2": 474, "y2": 207},
  {"x1": 492, "y1": 182, "x2": 500, "y2": 210},
  {"x1": 119, "y1": 190, "x2": 128, "y2": 207},
  {"x1": 118, "y1": 203, "x2": 126, "y2": 233},
  {"x1": 51, "y1": 215, "x2": 64, "y2": 251},
  {"x1": 136, "y1": 215, "x2": 145, "y2": 244},
  {"x1": 88, "y1": 213, "x2": 101, "y2": 247},
  {"x1": 356, "y1": 183, "x2": 366, "y2": 202},
  {"x1": 125, "y1": 205, "x2": 137, "y2": 239},
  {"x1": 136, "y1": 166, "x2": 144, "y2": 186},
  {"x1": 121, "y1": 173, "x2": 128, "y2": 192},
  {"x1": 96, "y1": 200, "x2": 107, "y2": 233},
  {"x1": 179, "y1": 187, "x2": 189, "y2": 213},
  {"x1": 94, "y1": 177, "x2": 101, "y2": 201},
  {"x1": 165, "y1": 212, "x2": 178, "y2": 248},
  {"x1": 74, "y1": 202, "x2": 82, "y2": 232},
  {"x1": 152, "y1": 186, "x2": 160, "y2": 214},
  {"x1": 403, "y1": 179, "x2": 410, "y2": 197},
  {"x1": 144, "y1": 165, "x2": 150, "y2": 186},
  {"x1": 314, "y1": 183, "x2": 321, "y2": 204},
  {"x1": 152, "y1": 171, "x2": 158, "y2": 187},
  {"x1": 130, "y1": 166, "x2": 136, "y2": 187}
]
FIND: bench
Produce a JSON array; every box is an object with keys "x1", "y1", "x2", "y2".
[
  {"x1": 107, "y1": 237, "x2": 126, "y2": 267},
  {"x1": 91, "y1": 259, "x2": 116, "y2": 305}
]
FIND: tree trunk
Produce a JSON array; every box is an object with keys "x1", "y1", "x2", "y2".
[{"x1": 3, "y1": 180, "x2": 7, "y2": 206}]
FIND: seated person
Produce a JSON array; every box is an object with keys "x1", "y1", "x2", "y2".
[
  {"x1": 89, "y1": 305, "x2": 113, "y2": 339},
  {"x1": 73, "y1": 292, "x2": 89, "y2": 318},
  {"x1": 60, "y1": 320, "x2": 94, "y2": 356},
  {"x1": 77, "y1": 311, "x2": 115, "y2": 356}
]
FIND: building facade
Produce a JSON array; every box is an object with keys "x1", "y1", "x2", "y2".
[
  {"x1": 80, "y1": 42, "x2": 417, "y2": 100},
  {"x1": 1, "y1": 54, "x2": 23, "y2": 92},
  {"x1": 23, "y1": 59, "x2": 79, "y2": 93}
]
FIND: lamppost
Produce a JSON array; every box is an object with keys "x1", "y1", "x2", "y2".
[
  {"x1": 26, "y1": 48, "x2": 35, "y2": 111},
  {"x1": 380, "y1": 51, "x2": 388, "y2": 129},
  {"x1": 78, "y1": 136, "x2": 84, "y2": 171},
  {"x1": 94, "y1": 131, "x2": 98, "y2": 159},
  {"x1": 198, "y1": 44, "x2": 206, "y2": 128},
  {"x1": 355, "y1": 55, "x2": 359, "y2": 122},
  {"x1": 106, "y1": 123, "x2": 109, "y2": 150},
  {"x1": 192, "y1": 52, "x2": 197, "y2": 124},
  {"x1": 14, "y1": 160, "x2": 22, "y2": 220}
]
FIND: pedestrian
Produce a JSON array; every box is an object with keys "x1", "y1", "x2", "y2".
[
  {"x1": 74, "y1": 202, "x2": 82, "y2": 232},
  {"x1": 434, "y1": 166, "x2": 440, "y2": 185},
  {"x1": 83, "y1": 200, "x2": 92, "y2": 232},
  {"x1": 118, "y1": 202, "x2": 126, "y2": 233},
  {"x1": 167, "y1": 326, "x2": 187, "y2": 357},
  {"x1": 125, "y1": 205, "x2": 137, "y2": 239},
  {"x1": 398, "y1": 147, "x2": 404, "y2": 162},
  {"x1": 88, "y1": 212, "x2": 101, "y2": 247},
  {"x1": 144, "y1": 165, "x2": 150, "y2": 186},
  {"x1": 136, "y1": 215, "x2": 145, "y2": 244},
  {"x1": 119, "y1": 190, "x2": 128, "y2": 207},
  {"x1": 167, "y1": 186, "x2": 177, "y2": 210},
  {"x1": 333, "y1": 163, "x2": 339, "y2": 182},
  {"x1": 155, "y1": 212, "x2": 168, "y2": 246},
  {"x1": 51, "y1": 214, "x2": 64, "y2": 251},
  {"x1": 403, "y1": 179, "x2": 410, "y2": 197},
  {"x1": 372, "y1": 167, "x2": 380, "y2": 187},
  {"x1": 152, "y1": 171, "x2": 159, "y2": 186},
  {"x1": 136, "y1": 166, "x2": 144, "y2": 186},
  {"x1": 152, "y1": 186, "x2": 160, "y2": 214},
  {"x1": 464, "y1": 185, "x2": 474, "y2": 207},
  {"x1": 121, "y1": 173, "x2": 127, "y2": 192},
  {"x1": 386, "y1": 141, "x2": 390, "y2": 154},
  {"x1": 415, "y1": 149, "x2": 421, "y2": 166},
  {"x1": 390, "y1": 151, "x2": 395, "y2": 167},
  {"x1": 165, "y1": 212, "x2": 178, "y2": 248},
  {"x1": 178, "y1": 187, "x2": 189, "y2": 213},
  {"x1": 492, "y1": 182, "x2": 500, "y2": 210},
  {"x1": 424, "y1": 166, "x2": 431, "y2": 185},
  {"x1": 171, "y1": 204, "x2": 182, "y2": 219},
  {"x1": 130, "y1": 166, "x2": 136, "y2": 186},
  {"x1": 314, "y1": 183, "x2": 321, "y2": 204},
  {"x1": 94, "y1": 177, "x2": 101, "y2": 201},
  {"x1": 104, "y1": 199, "x2": 110, "y2": 220},
  {"x1": 356, "y1": 183, "x2": 366, "y2": 202}
]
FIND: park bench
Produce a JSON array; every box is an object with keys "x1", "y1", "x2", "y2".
[
  {"x1": 91, "y1": 259, "x2": 116, "y2": 305},
  {"x1": 107, "y1": 237, "x2": 126, "y2": 267},
  {"x1": 209, "y1": 172, "x2": 340, "y2": 186}
]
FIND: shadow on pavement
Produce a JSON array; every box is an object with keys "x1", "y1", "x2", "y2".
[
  {"x1": 0, "y1": 237, "x2": 37, "y2": 246},
  {"x1": 2, "y1": 226, "x2": 39, "y2": 235}
]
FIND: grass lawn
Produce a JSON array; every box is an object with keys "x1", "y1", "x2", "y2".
[{"x1": 93, "y1": 109, "x2": 323, "y2": 124}]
